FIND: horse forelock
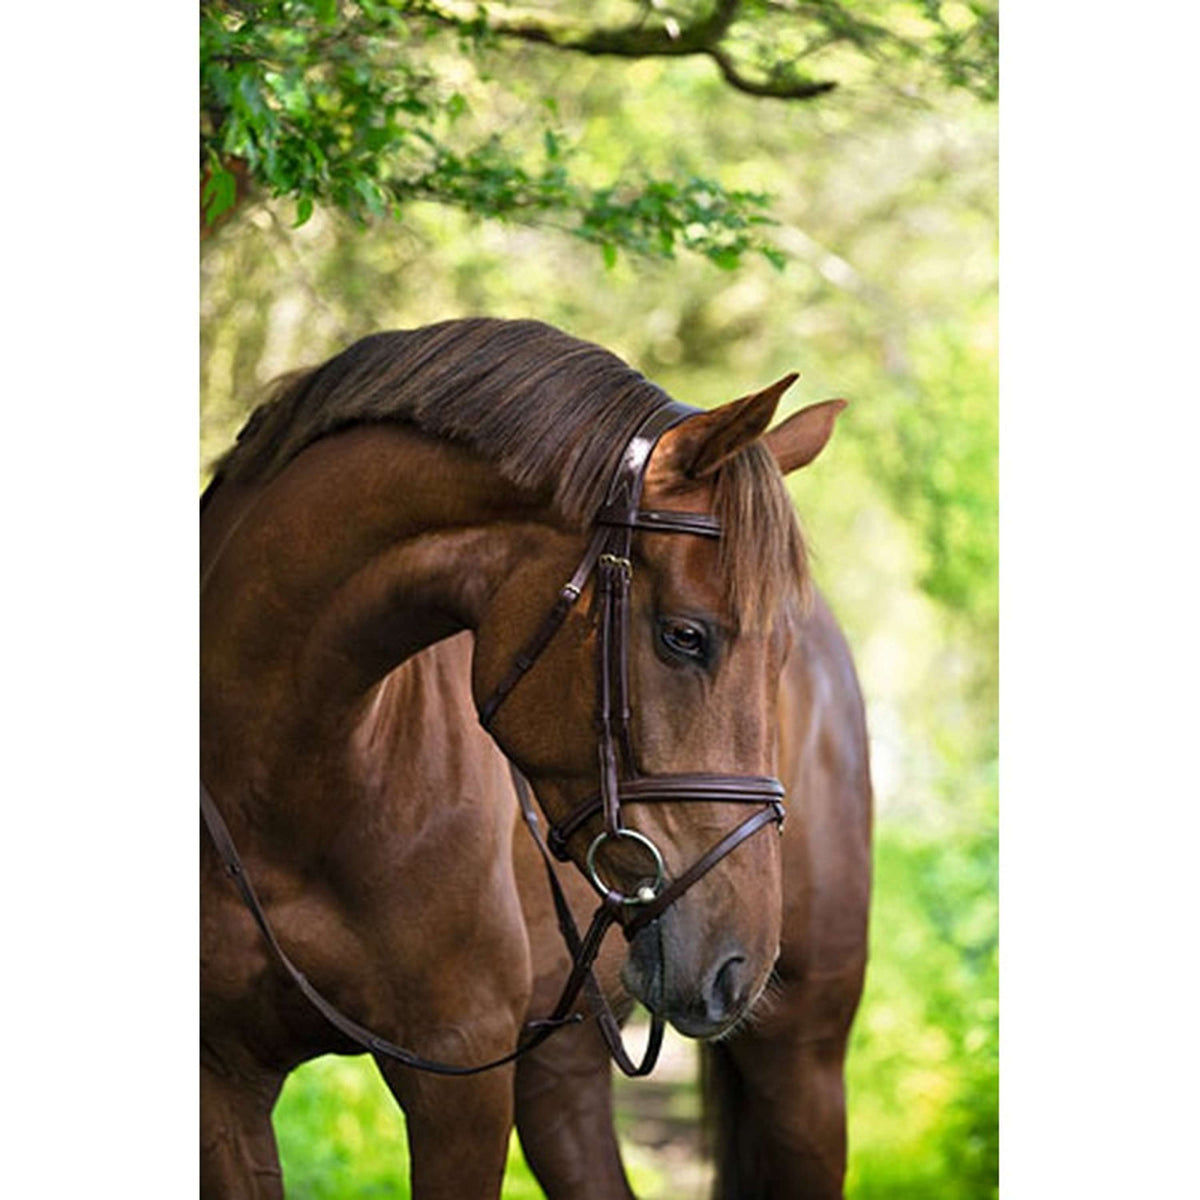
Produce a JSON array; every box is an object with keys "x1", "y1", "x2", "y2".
[
  {"x1": 711, "y1": 442, "x2": 808, "y2": 633},
  {"x1": 209, "y1": 317, "x2": 805, "y2": 628}
]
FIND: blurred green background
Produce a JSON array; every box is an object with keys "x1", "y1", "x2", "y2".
[{"x1": 202, "y1": 3, "x2": 996, "y2": 1195}]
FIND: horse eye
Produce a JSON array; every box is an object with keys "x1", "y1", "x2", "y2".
[{"x1": 658, "y1": 618, "x2": 708, "y2": 661}]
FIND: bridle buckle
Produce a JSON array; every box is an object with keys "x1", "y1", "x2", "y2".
[{"x1": 597, "y1": 552, "x2": 632, "y2": 578}]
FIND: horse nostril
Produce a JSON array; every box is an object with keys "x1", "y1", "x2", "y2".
[{"x1": 708, "y1": 954, "x2": 747, "y2": 1023}]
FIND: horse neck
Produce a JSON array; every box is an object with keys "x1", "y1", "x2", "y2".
[
  {"x1": 201, "y1": 423, "x2": 550, "y2": 807},
  {"x1": 776, "y1": 588, "x2": 872, "y2": 970}
]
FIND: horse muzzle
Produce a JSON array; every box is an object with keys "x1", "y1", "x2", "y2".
[{"x1": 621, "y1": 917, "x2": 768, "y2": 1039}]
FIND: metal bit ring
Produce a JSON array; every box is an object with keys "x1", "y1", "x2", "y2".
[{"x1": 586, "y1": 828, "x2": 666, "y2": 906}]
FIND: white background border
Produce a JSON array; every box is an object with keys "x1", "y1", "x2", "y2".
[{"x1": 4, "y1": 4, "x2": 1198, "y2": 1194}]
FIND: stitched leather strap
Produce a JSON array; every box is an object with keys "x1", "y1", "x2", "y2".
[
  {"x1": 477, "y1": 534, "x2": 605, "y2": 731},
  {"x1": 623, "y1": 802, "x2": 785, "y2": 939},
  {"x1": 597, "y1": 509, "x2": 721, "y2": 538},
  {"x1": 601, "y1": 403, "x2": 698, "y2": 525},
  {"x1": 547, "y1": 775, "x2": 785, "y2": 860}
]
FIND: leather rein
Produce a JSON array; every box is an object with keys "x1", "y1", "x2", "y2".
[{"x1": 201, "y1": 400, "x2": 786, "y2": 1078}]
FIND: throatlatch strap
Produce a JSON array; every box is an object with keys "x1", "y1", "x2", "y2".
[{"x1": 477, "y1": 534, "x2": 606, "y2": 730}]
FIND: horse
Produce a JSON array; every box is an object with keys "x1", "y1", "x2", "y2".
[
  {"x1": 268, "y1": 584, "x2": 870, "y2": 1199},
  {"x1": 200, "y1": 317, "x2": 848, "y2": 1198},
  {"x1": 509, "y1": 589, "x2": 871, "y2": 1200}
]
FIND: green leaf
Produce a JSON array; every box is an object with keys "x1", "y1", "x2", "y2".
[
  {"x1": 354, "y1": 175, "x2": 387, "y2": 217},
  {"x1": 761, "y1": 246, "x2": 787, "y2": 272},
  {"x1": 708, "y1": 247, "x2": 742, "y2": 271},
  {"x1": 202, "y1": 167, "x2": 238, "y2": 224},
  {"x1": 601, "y1": 243, "x2": 618, "y2": 270},
  {"x1": 293, "y1": 196, "x2": 314, "y2": 228}
]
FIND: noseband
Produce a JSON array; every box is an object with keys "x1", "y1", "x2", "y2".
[{"x1": 478, "y1": 400, "x2": 786, "y2": 939}]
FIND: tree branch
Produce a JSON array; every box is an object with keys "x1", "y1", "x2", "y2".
[
  {"x1": 708, "y1": 47, "x2": 836, "y2": 99},
  {"x1": 425, "y1": 1, "x2": 836, "y2": 100}
]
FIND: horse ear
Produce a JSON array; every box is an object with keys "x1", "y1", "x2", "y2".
[
  {"x1": 762, "y1": 398, "x2": 848, "y2": 476},
  {"x1": 656, "y1": 374, "x2": 799, "y2": 482}
]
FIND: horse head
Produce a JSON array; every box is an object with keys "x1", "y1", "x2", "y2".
[{"x1": 473, "y1": 379, "x2": 846, "y2": 1038}]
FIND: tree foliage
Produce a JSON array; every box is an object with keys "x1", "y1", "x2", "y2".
[{"x1": 201, "y1": 0, "x2": 997, "y2": 263}]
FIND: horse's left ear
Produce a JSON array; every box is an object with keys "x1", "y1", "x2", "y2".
[
  {"x1": 763, "y1": 398, "x2": 848, "y2": 476},
  {"x1": 654, "y1": 373, "x2": 800, "y2": 482}
]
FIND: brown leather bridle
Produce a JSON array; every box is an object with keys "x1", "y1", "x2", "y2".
[
  {"x1": 478, "y1": 399, "x2": 785, "y2": 926},
  {"x1": 201, "y1": 400, "x2": 786, "y2": 1079},
  {"x1": 477, "y1": 400, "x2": 787, "y2": 1071}
]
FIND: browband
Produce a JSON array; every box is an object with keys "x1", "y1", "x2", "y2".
[{"x1": 597, "y1": 508, "x2": 721, "y2": 538}]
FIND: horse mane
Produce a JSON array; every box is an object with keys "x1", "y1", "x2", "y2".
[{"x1": 207, "y1": 317, "x2": 805, "y2": 627}]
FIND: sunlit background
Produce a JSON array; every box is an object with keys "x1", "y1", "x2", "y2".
[{"x1": 201, "y1": 15, "x2": 997, "y2": 1197}]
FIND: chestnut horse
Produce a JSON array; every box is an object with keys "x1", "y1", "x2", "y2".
[
  {"x1": 511, "y1": 588, "x2": 871, "y2": 1199},
  {"x1": 200, "y1": 318, "x2": 847, "y2": 1198},
  {"x1": 263, "y1": 584, "x2": 870, "y2": 1199}
]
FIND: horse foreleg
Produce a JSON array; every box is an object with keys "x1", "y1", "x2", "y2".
[
  {"x1": 704, "y1": 973, "x2": 862, "y2": 1200},
  {"x1": 377, "y1": 1058, "x2": 517, "y2": 1200},
  {"x1": 514, "y1": 1018, "x2": 636, "y2": 1200},
  {"x1": 200, "y1": 1055, "x2": 285, "y2": 1200}
]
